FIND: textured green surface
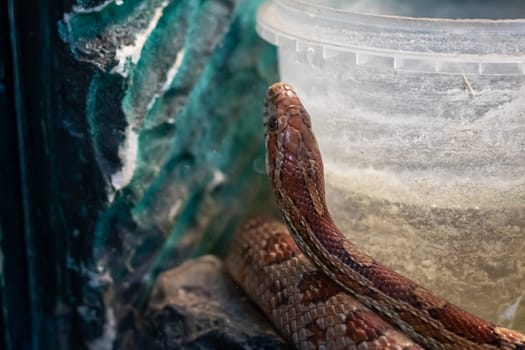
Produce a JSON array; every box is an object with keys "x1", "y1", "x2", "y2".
[{"x1": 62, "y1": 0, "x2": 279, "y2": 345}]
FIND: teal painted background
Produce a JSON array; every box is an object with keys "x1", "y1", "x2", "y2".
[{"x1": 1, "y1": 0, "x2": 278, "y2": 348}]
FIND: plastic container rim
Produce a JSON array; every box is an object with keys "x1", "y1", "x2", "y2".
[
  {"x1": 277, "y1": 0, "x2": 525, "y2": 29},
  {"x1": 257, "y1": 0, "x2": 525, "y2": 75}
]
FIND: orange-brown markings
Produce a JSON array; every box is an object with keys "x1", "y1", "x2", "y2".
[
  {"x1": 413, "y1": 287, "x2": 447, "y2": 309},
  {"x1": 331, "y1": 269, "x2": 387, "y2": 305},
  {"x1": 268, "y1": 84, "x2": 296, "y2": 104},
  {"x1": 428, "y1": 304, "x2": 498, "y2": 345},
  {"x1": 395, "y1": 308, "x2": 452, "y2": 344},
  {"x1": 495, "y1": 327, "x2": 525, "y2": 344},
  {"x1": 366, "y1": 264, "x2": 419, "y2": 303},
  {"x1": 305, "y1": 321, "x2": 326, "y2": 347},
  {"x1": 345, "y1": 309, "x2": 389, "y2": 344},
  {"x1": 297, "y1": 271, "x2": 339, "y2": 304},
  {"x1": 275, "y1": 94, "x2": 301, "y2": 112},
  {"x1": 262, "y1": 232, "x2": 297, "y2": 265},
  {"x1": 286, "y1": 108, "x2": 304, "y2": 124},
  {"x1": 304, "y1": 159, "x2": 325, "y2": 216},
  {"x1": 342, "y1": 240, "x2": 374, "y2": 267}
]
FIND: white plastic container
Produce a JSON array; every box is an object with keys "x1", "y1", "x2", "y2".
[{"x1": 257, "y1": 0, "x2": 525, "y2": 331}]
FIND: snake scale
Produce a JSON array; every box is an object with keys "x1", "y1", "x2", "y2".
[
  {"x1": 226, "y1": 218, "x2": 422, "y2": 349},
  {"x1": 225, "y1": 82, "x2": 525, "y2": 350}
]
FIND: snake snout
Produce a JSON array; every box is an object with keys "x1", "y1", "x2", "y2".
[{"x1": 267, "y1": 82, "x2": 298, "y2": 105}]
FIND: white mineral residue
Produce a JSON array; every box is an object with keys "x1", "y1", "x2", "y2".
[
  {"x1": 146, "y1": 48, "x2": 186, "y2": 113},
  {"x1": 71, "y1": 0, "x2": 115, "y2": 13},
  {"x1": 161, "y1": 49, "x2": 185, "y2": 92},
  {"x1": 111, "y1": 1, "x2": 169, "y2": 76},
  {"x1": 111, "y1": 125, "x2": 138, "y2": 192}
]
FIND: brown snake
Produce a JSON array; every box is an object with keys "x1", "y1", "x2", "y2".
[
  {"x1": 226, "y1": 82, "x2": 525, "y2": 350},
  {"x1": 226, "y1": 218, "x2": 423, "y2": 349}
]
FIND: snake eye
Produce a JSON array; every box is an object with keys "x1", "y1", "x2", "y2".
[{"x1": 268, "y1": 116, "x2": 278, "y2": 131}]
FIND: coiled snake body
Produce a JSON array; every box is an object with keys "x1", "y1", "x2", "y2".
[{"x1": 226, "y1": 83, "x2": 525, "y2": 349}]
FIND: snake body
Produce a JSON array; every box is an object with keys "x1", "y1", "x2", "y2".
[
  {"x1": 228, "y1": 82, "x2": 525, "y2": 349},
  {"x1": 226, "y1": 218, "x2": 423, "y2": 349}
]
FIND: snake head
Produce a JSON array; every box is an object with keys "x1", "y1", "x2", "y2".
[
  {"x1": 264, "y1": 83, "x2": 311, "y2": 176},
  {"x1": 264, "y1": 82, "x2": 326, "y2": 214}
]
